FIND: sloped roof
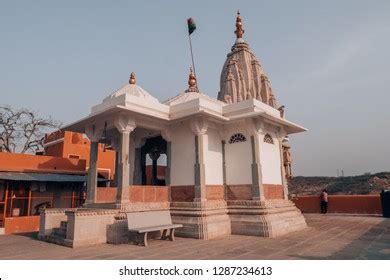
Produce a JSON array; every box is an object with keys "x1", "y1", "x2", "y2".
[
  {"x1": 104, "y1": 83, "x2": 160, "y2": 104},
  {"x1": 164, "y1": 91, "x2": 225, "y2": 106}
]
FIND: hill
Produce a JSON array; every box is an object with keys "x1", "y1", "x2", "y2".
[{"x1": 288, "y1": 172, "x2": 390, "y2": 195}]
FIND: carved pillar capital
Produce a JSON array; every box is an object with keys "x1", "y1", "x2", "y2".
[
  {"x1": 114, "y1": 115, "x2": 136, "y2": 134},
  {"x1": 85, "y1": 125, "x2": 104, "y2": 142},
  {"x1": 190, "y1": 117, "x2": 208, "y2": 135},
  {"x1": 161, "y1": 127, "x2": 173, "y2": 142},
  {"x1": 246, "y1": 117, "x2": 264, "y2": 136},
  {"x1": 276, "y1": 127, "x2": 287, "y2": 141}
]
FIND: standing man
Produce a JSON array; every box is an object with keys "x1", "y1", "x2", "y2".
[{"x1": 320, "y1": 189, "x2": 329, "y2": 214}]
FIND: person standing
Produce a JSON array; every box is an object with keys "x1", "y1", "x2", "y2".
[{"x1": 320, "y1": 189, "x2": 329, "y2": 214}]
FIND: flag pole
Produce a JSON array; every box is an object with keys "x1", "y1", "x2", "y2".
[
  {"x1": 188, "y1": 34, "x2": 197, "y2": 80},
  {"x1": 187, "y1": 17, "x2": 198, "y2": 90}
]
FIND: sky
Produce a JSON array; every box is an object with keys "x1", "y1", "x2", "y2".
[{"x1": 1, "y1": 0, "x2": 389, "y2": 176}]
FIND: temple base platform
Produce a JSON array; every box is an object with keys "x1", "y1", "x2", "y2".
[
  {"x1": 38, "y1": 199, "x2": 305, "y2": 248},
  {"x1": 228, "y1": 199, "x2": 307, "y2": 237}
]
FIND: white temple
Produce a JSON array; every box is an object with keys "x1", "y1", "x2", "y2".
[{"x1": 39, "y1": 12, "x2": 307, "y2": 247}]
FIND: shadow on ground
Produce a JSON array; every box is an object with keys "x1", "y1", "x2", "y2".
[{"x1": 14, "y1": 232, "x2": 39, "y2": 240}]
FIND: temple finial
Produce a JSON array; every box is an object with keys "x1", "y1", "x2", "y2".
[
  {"x1": 186, "y1": 67, "x2": 198, "y2": 92},
  {"x1": 234, "y1": 10, "x2": 245, "y2": 39},
  {"x1": 129, "y1": 72, "x2": 136, "y2": 84}
]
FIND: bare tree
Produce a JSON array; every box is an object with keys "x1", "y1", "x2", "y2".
[{"x1": 0, "y1": 105, "x2": 61, "y2": 154}]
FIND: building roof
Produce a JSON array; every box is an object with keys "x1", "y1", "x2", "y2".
[
  {"x1": 62, "y1": 13, "x2": 307, "y2": 136},
  {"x1": 104, "y1": 83, "x2": 159, "y2": 104},
  {"x1": 0, "y1": 172, "x2": 109, "y2": 182},
  {"x1": 0, "y1": 172, "x2": 88, "y2": 182}
]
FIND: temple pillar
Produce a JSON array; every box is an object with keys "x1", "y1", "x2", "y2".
[
  {"x1": 190, "y1": 118, "x2": 208, "y2": 202},
  {"x1": 85, "y1": 125, "x2": 103, "y2": 205},
  {"x1": 194, "y1": 135, "x2": 207, "y2": 201},
  {"x1": 250, "y1": 133, "x2": 265, "y2": 202},
  {"x1": 161, "y1": 128, "x2": 172, "y2": 186},
  {"x1": 116, "y1": 131, "x2": 130, "y2": 203},
  {"x1": 141, "y1": 150, "x2": 147, "y2": 185},
  {"x1": 113, "y1": 150, "x2": 120, "y2": 187},
  {"x1": 114, "y1": 115, "x2": 136, "y2": 205},
  {"x1": 165, "y1": 142, "x2": 171, "y2": 186},
  {"x1": 149, "y1": 151, "x2": 161, "y2": 186},
  {"x1": 86, "y1": 142, "x2": 99, "y2": 204},
  {"x1": 133, "y1": 148, "x2": 142, "y2": 185},
  {"x1": 221, "y1": 140, "x2": 227, "y2": 199}
]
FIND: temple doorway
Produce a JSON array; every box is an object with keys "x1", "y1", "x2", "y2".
[{"x1": 138, "y1": 136, "x2": 167, "y2": 186}]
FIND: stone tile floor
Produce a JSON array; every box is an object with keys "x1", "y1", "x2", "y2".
[{"x1": 0, "y1": 214, "x2": 389, "y2": 260}]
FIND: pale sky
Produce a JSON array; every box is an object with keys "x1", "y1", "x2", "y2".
[{"x1": 1, "y1": 0, "x2": 389, "y2": 176}]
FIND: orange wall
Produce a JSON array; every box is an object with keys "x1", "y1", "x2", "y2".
[
  {"x1": 206, "y1": 185, "x2": 225, "y2": 200},
  {"x1": 264, "y1": 184, "x2": 284, "y2": 199},
  {"x1": 0, "y1": 152, "x2": 86, "y2": 174},
  {"x1": 96, "y1": 188, "x2": 117, "y2": 203},
  {"x1": 45, "y1": 131, "x2": 115, "y2": 179},
  {"x1": 4, "y1": 216, "x2": 40, "y2": 234},
  {"x1": 292, "y1": 195, "x2": 382, "y2": 214}
]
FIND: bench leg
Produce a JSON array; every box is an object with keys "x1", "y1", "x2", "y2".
[
  {"x1": 135, "y1": 233, "x2": 141, "y2": 245},
  {"x1": 169, "y1": 228, "x2": 175, "y2": 241},
  {"x1": 161, "y1": 229, "x2": 168, "y2": 240},
  {"x1": 143, "y1": 232, "x2": 148, "y2": 247}
]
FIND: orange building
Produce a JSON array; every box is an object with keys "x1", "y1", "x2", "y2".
[
  {"x1": 0, "y1": 131, "x2": 116, "y2": 234},
  {"x1": 44, "y1": 131, "x2": 116, "y2": 180}
]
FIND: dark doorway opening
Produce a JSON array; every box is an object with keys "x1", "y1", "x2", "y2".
[{"x1": 140, "y1": 136, "x2": 167, "y2": 186}]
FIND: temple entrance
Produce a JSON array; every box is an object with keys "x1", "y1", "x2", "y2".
[{"x1": 138, "y1": 136, "x2": 167, "y2": 186}]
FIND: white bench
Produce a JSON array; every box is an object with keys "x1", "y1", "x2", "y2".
[{"x1": 126, "y1": 210, "x2": 183, "y2": 246}]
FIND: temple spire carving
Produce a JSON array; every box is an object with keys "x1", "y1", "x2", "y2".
[
  {"x1": 218, "y1": 11, "x2": 278, "y2": 108},
  {"x1": 234, "y1": 10, "x2": 245, "y2": 39}
]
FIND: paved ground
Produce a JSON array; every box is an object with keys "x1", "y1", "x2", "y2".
[{"x1": 0, "y1": 214, "x2": 389, "y2": 260}]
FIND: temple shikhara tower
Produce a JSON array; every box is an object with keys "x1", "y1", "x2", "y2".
[{"x1": 39, "y1": 12, "x2": 307, "y2": 247}]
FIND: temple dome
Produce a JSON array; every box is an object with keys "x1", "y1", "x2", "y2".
[
  {"x1": 218, "y1": 11, "x2": 277, "y2": 108},
  {"x1": 103, "y1": 72, "x2": 160, "y2": 104}
]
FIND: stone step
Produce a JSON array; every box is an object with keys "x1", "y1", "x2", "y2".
[
  {"x1": 45, "y1": 234, "x2": 69, "y2": 247},
  {"x1": 60, "y1": 221, "x2": 68, "y2": 228},
  {"x1": 52, "y1": 227, "x2": 66, "y2": 237},
  {"x1": 44, "y1": 232, "x2": 73, "y2": 248}
]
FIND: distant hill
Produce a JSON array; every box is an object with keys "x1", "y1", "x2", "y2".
[{"x1": 288, "y1": 172, "x2": 390, "y2": 195}]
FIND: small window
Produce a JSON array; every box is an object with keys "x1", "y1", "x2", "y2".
[
  {"x1": 68, "y1": 154, "x2": 80, "y2": 159},
  {"x1": 263, "y1": 134, "x2": 274, "y2": 144},
  {"x1": 229, "y1": 133, "x2": 247, "y2": 144}
]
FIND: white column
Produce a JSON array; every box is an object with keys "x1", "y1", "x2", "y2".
[
  {"x1": 251, "y1": 133, "x2": 265, "y2": 201},
  {"x1": 190, "y1": 118, "x2": 208, "y2": 202},
  {"x1": 85, "y1": 125, "x2": 103, "y2": 205},
  {"x1": 194, "y1": 134, "x2": 207, "y2": 201},
  {"x1": 246, "y1": 118, "x2": 265, "y2": 202},
  {"x1": 114, "y1": 115, "x2": 136, "y2": 205},
  {"x1": 117, "y1": 131, "x2": 130, "y2": 203}
]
